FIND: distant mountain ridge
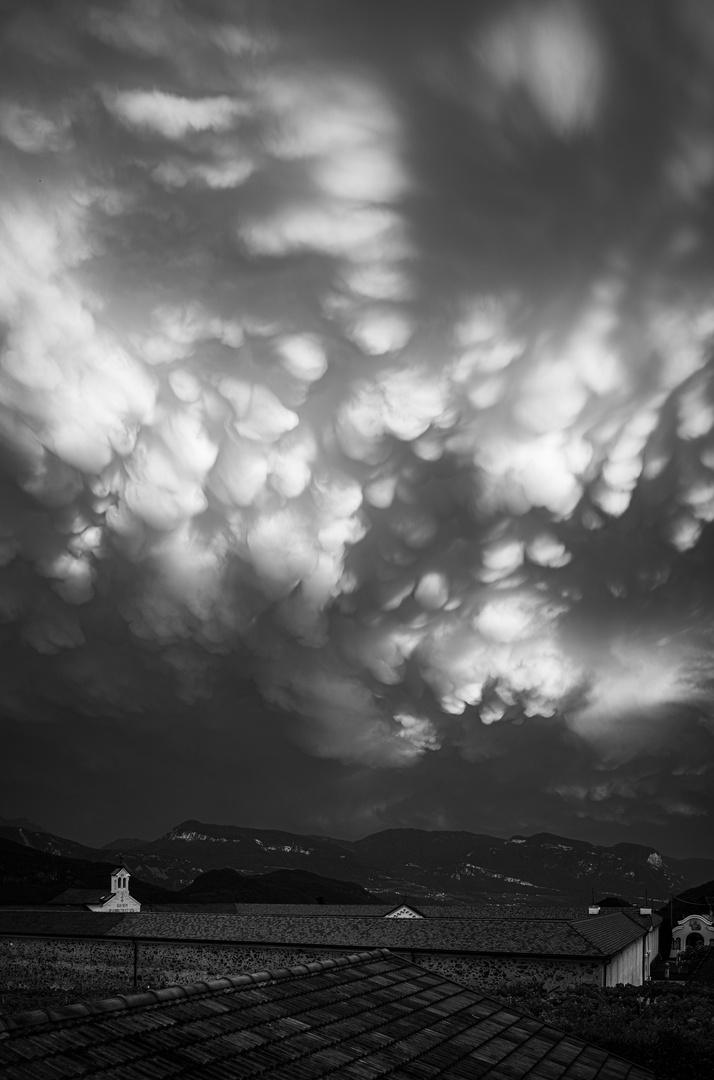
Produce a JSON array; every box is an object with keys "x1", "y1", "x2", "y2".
[
  {"x1": 2, "y1": 818, "x2": 713, "y2": 905},
  {"x1": 0, "y1": 838, "x2": 381, "y2": 906},
  {"x1": 0, "y1": 817, "x2": 48, "y2": 833},
  {"x1": 0, "y1": 837, "x2": 176, "y2": 906}
]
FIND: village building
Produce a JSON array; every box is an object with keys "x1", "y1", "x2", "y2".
[
  {"x1": 49, "y1": 867, "x2": 140, "y2": 913},
  {"x1": 0, "y1": 907, "x2": 660, "y2": 988},
  {"x1": 0, "y1": 948, "x2": 654, "y2": 1079},
  {"x1": 670, "y1": 912, "x2": 714, "y2": 955}
]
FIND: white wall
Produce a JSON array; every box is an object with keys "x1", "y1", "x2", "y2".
[
  {"x1": 605, "y1": 939, "x2": 643, "y2": 986},
  {"x1": 645, "y1": 925, "x2": 659, "y2": 974},
  {"x1": 89, "y1": 895, "x2": 141, "y2": 913}
]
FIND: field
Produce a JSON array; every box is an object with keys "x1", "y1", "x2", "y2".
[{"x1": 0, "y1": 937, "x2": 254, "y2": 1015}]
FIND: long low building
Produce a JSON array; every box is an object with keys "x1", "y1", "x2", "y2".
[
  {"x1": 0, "y1": 948, "x2": 654, "y2": 1079},
  {"x1": 0, "y1": 908, "x2": 660, "y2": 988}
]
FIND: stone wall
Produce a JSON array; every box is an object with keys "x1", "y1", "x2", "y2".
[
  {"x1": 392, "y1": 952, "x2": 603, "y2": 991},
  {"x1": 0, "y1": 936, "x2": 607, "y2": 1016},
  {"x1": 137, "y1": 943, "x2": 605, "y2": 992}
]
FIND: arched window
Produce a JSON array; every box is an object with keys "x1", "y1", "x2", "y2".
[{"x1": 686, "y1": 932, "x2": 705, "y2": 949}]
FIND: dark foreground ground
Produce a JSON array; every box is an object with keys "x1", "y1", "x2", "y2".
[{"x1": 2, "y1": 938, "x2": 714, "y2": 1078}]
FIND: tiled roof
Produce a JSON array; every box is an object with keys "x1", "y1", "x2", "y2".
[
  {"x1": 569, "y1": 914, "x2": 650, "y2": 956},
  {"x1": 220, "y1": 904, "x2": 656, "y2": 923},
  {"x1": 421, "y1": 906, "x2": 592, "y2": 919},
  {"x1": 104, "y1": 913, "x2": 604, "y2": 955},
  {"x1": 0, "y1": 911, "x2": 125, "y2": 936},
  {"x1": 0, "y1": 949, "x2": 654, "y2": 1079},
  {"x1": 0, "y1": 910, "x2": 649, "y2": 958},
  {"x1": 219, "y1": 904, "x2": 399, "y2": 918},
  {"x1": 622, "y1": 912, "x2": 663, "y2": 931},
  {"x1": 49, "y1": 890, "x2": 111, "y2": 905}
]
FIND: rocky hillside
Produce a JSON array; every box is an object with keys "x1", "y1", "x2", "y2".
[
  {"x1": 0, "y1": 837, "x2": 381, "y2": 906},
  {"x1": 174, "y1": 867, "x2": 381, "y2": 905},
  {"x1": 3, "y1": 816, "x2": 713, "y2": 904},
  {"x1": 104, "y1": 820, "x2": 714, "y2": 903},
  {"x1": 0, "y1": 837, "x2": 176, "y2": 905}
]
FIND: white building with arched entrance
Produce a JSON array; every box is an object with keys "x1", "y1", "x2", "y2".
[{"x1": 670, "y1": 913, "x2": 714, "y2": 956}]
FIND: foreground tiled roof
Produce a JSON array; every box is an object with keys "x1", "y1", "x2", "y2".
[
  {"x1": 0, "y1": 910, "x2": 650, "y2": 958},
  {"x1": 0, "y1": 949, "x2": 654, "y2": 1079}
]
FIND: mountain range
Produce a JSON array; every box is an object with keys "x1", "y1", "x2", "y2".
[
  {"x1": 0, "y1": 835, "x2": 379, "y2": 906},
  {"x1": 2, "y1": 816, "x2": 713, "y2": 905}
]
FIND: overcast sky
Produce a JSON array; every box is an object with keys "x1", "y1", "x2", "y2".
[{"x1": 2, "y1": 1, "x2": 714, "y2": 857}]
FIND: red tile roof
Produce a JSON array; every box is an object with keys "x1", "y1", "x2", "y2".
[{"x1": 0, "y1": 949, "x2": 653, "y2": 1078}]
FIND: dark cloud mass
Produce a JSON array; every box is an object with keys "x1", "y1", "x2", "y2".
[{"x1": 2, "y1": 0, "x2": 714, "y2": 855}]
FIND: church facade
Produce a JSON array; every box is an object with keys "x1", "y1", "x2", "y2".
[
  {"x1": 50, "y1": 867, "x2": 141, "y2": 912},
  {"x1": 670, "y1": 913, "x2": 714, "y2": 955}
]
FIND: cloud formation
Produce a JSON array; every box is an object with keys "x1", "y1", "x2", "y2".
[{"x1": 2, "y1": 0, "x2": 714, "y2": 847}]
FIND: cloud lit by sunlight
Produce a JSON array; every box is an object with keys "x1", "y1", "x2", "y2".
[{"x1": 2, "y1": 0, "x2": 714, "y2": 843}]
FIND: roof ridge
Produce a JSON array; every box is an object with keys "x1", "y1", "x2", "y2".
[
  {"x1": 569, "y1": 910, "x2": 633, "y2": 932},
  {"x1": 0, "y1": 948, "x2": 392, "y2": 1036}
]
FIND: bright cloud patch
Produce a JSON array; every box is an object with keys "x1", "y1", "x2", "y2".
[{"x1": 1, "y1": 0, "x2": 714, "y2": 841}]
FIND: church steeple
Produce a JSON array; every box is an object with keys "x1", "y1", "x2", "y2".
[{"x1": 110, "y1": 866, "x2": 130, "y2": 895}]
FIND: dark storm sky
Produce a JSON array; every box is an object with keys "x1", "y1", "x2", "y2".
[{"x1": 2, "y1": 0, "x2": 714, "y2": 856}]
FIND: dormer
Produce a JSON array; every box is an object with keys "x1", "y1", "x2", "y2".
[
  {"x1": 111, "y1": 866, "x2": 131, "y2": 894},
  {"x1": 384, "y1": 903, "x2": 425, "y2": 919}
]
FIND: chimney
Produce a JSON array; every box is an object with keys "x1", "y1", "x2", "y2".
[{"x1": 588, "y1": 905, "x2": 600, "y2": 915}]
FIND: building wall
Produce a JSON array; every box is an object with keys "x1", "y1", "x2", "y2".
[
  {"x1": 605, "y1": 939, "x2": 642, "y2": 986},
  {"x1": 88, "y1": 896, "x2": 141, "y2": 913},
  {"x1": 645, "y1": 926, "x2": 659, "y2": 977}
]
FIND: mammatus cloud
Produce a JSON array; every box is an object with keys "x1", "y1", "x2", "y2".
[{"x1": 2, "y1": 0, "x2": 714, "y2": 836}]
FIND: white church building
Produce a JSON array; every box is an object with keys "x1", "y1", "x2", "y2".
[
  {"x1": 50, "y1": 866, "x2": 141, "y2": 912},
  {"x1": 670, "y1": 912, "x2": 714, "y2": 955}
]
